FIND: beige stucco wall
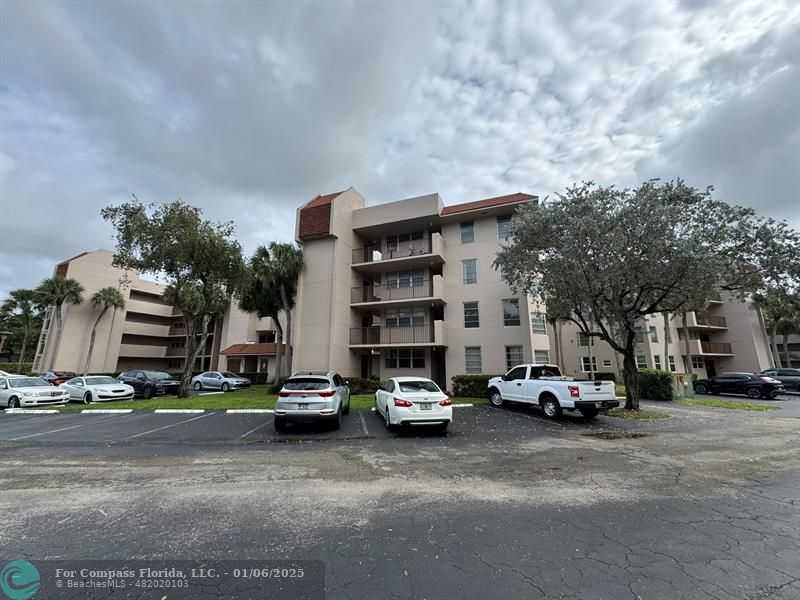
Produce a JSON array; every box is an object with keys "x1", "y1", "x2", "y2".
[{"x1": 353, "y1": 193, "x2": 442, "y2": 230}]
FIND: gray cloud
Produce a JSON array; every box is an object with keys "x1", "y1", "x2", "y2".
[{"x1": 1, "y1": 0, "x2": 798, "y2": 299}]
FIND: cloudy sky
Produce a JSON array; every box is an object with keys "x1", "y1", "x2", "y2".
[{"x1": 1, "y1": 0, "x2": 798, "y2": 299}]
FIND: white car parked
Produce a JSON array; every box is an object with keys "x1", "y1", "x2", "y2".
[
  {"x1": 375, "y1": 377, "x2": 452, "y2": 432},
  {"x1": 0, "y1": 375, "x2": 69, "y2": 408},
  {"x1": 60, "y1": 376, "x2": 135, "y2": 404}
]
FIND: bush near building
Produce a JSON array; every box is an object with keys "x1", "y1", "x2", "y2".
[
  {"x1": 637, "y1": 368, "x2": 675, "y2": 402},
  {"x1": 451, "y1": 374, "x2": 502, "y2": 398},
  {"x1": 0, "y1": 362, "x2": 33, "y2": 375}
]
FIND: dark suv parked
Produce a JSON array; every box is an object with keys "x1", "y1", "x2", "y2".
[
  {"x1": 118, "y1": 370, "x2": 180, "y2": 398},
  {"x1": 694, "y1": 372, "x2": 785, "y2": 399},
  {"x1": 760, "y1": 368, "x2": 800, "y2": 391}
]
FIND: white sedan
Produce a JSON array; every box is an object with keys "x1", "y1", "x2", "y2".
[
  {"x1": 375, "y1": 376, "x2": 452, "y2": 432},
  {"x1": 60, "y1": 376, "x2": 135, "y2": 404},
  {"x1": 0, "y1": 375, "x2": 69, "y2": 408}
]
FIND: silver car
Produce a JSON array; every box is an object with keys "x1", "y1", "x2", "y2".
[
  {"x1": 274, "y1": 371, "x2": 351, "y2": 431},
  {"x1": 191, "y1": 371, "x2": 251, "y2": 392}
]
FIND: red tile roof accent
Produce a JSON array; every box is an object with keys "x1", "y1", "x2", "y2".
[
  {"x1": 220, "y1": 343, "x2": 292, "y2": 356},
  {"x1": 55, "y1": 251, "x2": 89, "y2": 277},
  {"x1": 303, "y1": 190, "x2": 344, "y2": 208},
  {"x1": 441, "y1": 192, "x2": 535, "y2": 215},
  {"x1": 298, "y1": 190, "x2": 344, "y2": 239}
]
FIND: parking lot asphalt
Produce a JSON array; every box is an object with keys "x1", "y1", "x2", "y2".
[{"x1": 2, "y1": 397, "x2": 799, "y2": 599}]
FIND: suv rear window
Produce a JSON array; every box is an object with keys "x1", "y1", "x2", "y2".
[{"x1": 283, "y1": 378, "x2": 330, "y2": 391}]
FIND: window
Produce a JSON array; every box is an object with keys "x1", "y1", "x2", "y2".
[
  {"x1": 505, "y1": 365, "x2": 527, "y2": 380},
  {"x1": 387, "y1": 231, "x2": 424, "y2": 255},
  {"x1": 578, "y1": 332, "x2": 594, "y2": 347},
  {"x1": 648, "y1": 326, "x2": 658, "y2": 343},
  {"x1": 505, "y1": 346, "x2": 523, "y2": 371},
  {"x1": 602, "y1": 359, "x2": 613, "y2": 368},
  {"x1": 497, "y1": 215, "x2": 512, "y2": 240},
  {"x1": 530, "y1": 312, "x2": 547, "y2": 335},
  {"x1": 635, "y1": 355, "x2": 648, "y2": 369},
  {"x1": 385, "y1": 307, "x2": 425, "y2": 327},
  {"x1": 581, "y1": 356, "x2": 598, "y2": 372},
  {"x1": 668, "y1": 355, "x2": 676, "y2": 372},
  {"x1": 385, "y1": 349, "x2": 426, "y2": 369},
  {"x1": 460, "y1": 221, "x2": 475, "y2": 244},
  {"x1": 653, "y1": 355, "x2": 662, "y2": 370},
  {"x1": 530, "y1": 365, "x2": 562, "y2": 378},
  {"x1": 385, "y1": 269, "x2": 424, "y2": 288},
  {"x1": 534, "y1": 350, "x2": 550, "y2": 364},
  {"x1": 502, "y1": 299, "x2": 520, "y2": 326},
  {"x1": 462, "y1": 259, "x2": 477, "y2": 285},
  {"x1": 465, "y1": 347, "x2": 482, "y2": 374},
  {"x1": 691, "y1": 356, "x2": 704, "y2": 369},
  {"x1": 463, "y1": 302, "x2": 480, "y2": 328}
]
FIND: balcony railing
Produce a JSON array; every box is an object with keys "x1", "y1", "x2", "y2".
[
  {"x1": 352, "y1": 238, "x2": 432, "y2": 264},
  {"x1": 696, "y1": 315, "x2": 727, "y2": 327},
  {"x1": 350, "y1": 324, "x2": 435, "y2": 345},
  {"x1": 701, "y1": 341, "x2": 733, "y2": 354},
  {"x1": 351, "y1": 280, "x2": 434, "y2": 304}
]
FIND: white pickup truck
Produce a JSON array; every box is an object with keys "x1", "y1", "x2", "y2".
[{"x1": 487, "y1": 364, "x2": 619, "y2": 419}]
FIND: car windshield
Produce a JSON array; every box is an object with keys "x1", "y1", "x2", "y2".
[
  {"x1": 10, "y1": 378, "x2": 51, "y2": 388},
  {"x1": 221, "y1": 372, "x2": 240, "y2": 378},
  {"x1": 398, "y1": 380, "x2": 441, "y2": 393},
  {"x1": 283, "y1": 378, "x2": 330, "y2": 391},
  {"x1": 85, "y1": 376, "x2": 119, "y2": 385},
  {"x1": 143, "y1": 371, "x2": 172, "y2": 380}
]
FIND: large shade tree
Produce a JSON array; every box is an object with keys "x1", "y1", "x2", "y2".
[
  {"x1": 83, "y1": 287, "x2": 126, "y2": 376},
  {"x1": 0, "y1": 289, "x2": 41, "y2": 369},
  {"x1": 494, "y1": 180, "x2": 800, "y2": 410},
  {"x1": 102, "y1": 200, "x2": 245, "y2": 397},
  {"x1": 35, "y1": 277, "x2": 85, "y2": 371}
]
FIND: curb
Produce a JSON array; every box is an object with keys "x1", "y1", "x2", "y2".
[{"x1": 153, "y1": 409, "x2": 205, "y2": 414}]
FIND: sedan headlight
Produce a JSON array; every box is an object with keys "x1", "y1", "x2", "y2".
[{"x1": 21, "y1": 391, "x2": 36, "y2": 397}]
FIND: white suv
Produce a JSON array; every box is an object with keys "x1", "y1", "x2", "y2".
[
  {"x1": 1, "y1": 375, "x2": 70, "y2": 408},
  {"x1": 274, "y1": 371, "x2": 351, "y2": 431}
]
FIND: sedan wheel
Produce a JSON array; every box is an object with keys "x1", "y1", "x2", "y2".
[
  {"x1": 746, "y1": 387, "x2": 762, "y2": 399},
  {"x1": 384, "y1": 407, "x2": 394, "y2": 431},
  {"x1": 193, "y1": 381, "x2": 202, "y2": 391},
  {"x1": 695, "y1": 383, "x2": 709, "y2": 395},
  {"x1": 83, "y1": 392, "x2": 92, "y2": 405},
  {"x1": 9, "y1": 397, "x2": 20, "y2": 409},
  {"x1": 221, "y1": 382, "x2": 230, "y2": 392},
  {"x1": 143, "y1": 385, "x2": 154, "y2": 400}
]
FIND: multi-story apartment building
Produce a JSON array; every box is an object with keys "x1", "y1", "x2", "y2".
[
  {"x1": 34, "y1": 250, "x2": 286, "y2": 376},
  {"x1": 554, "y1": 293, "x2": 774, "y2": 379},
  {"x1": 292, "y1": 187, "x2": 544, "y2": 390}
]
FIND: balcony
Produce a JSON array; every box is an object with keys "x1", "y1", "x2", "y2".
[
  {"x1": 349, "y1": 321, "x2": 446, "y2": 347},
  {"x1": 118, "y1": 343, "x2": 168, "y2": 358},
  {"x1": 126, "y1": 298, "x2": 175, "y2": 318},
  {"x1": 680, "y1": 313, "x2": 728, "y2": 329},
  {"x1": 351, "y1": 233, "x2": 445, "y2": 272},
  {"x1": 123, "y1": 321, "x2": 171, "y2": 337},
  {"x1": 701, "y1": 341, "x2": 733, "y2": 355},
  {"x1": 351, "y1": 276, "x2": 446, "y2": 308}
]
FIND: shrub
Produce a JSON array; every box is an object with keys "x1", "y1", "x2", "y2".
[
  {"x1": 452, "y1": 374, "x2": 502, "y2": 398},
  {"x1": 345, "y1": 377, "x2": 383, "y2": 395},
  {"x1": 637, "y1": 368, "x2": 674, "y2": 402},
  {"x1": 0, "y1": 362, "x2": 33, "y2": 375},
  {"x1": 268, "y1": 377, "x2": 290, "y2": 394}
]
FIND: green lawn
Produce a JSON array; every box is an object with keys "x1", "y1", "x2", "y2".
[
  {"x1": 607, "y1": 407, "x2": 670, "y2": 420},
  {"x1": 677, "y1": 399, "x2": 781, "y2": 412},
  {"x1": 58, "y1": 386, "x2": 487, "y2": 411}
]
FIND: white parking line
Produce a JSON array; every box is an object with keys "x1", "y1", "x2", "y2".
[
  {"x1": 226, "y1": 409, "x2": 274, "y2": 414},
  {"x1": 8, "y1": 415, "x2": 123, "y2": 441},
  {"x1": 453, "y1": 403, "x2": 474, "y2": 408},
  {"x1": 122, "y1": 412, "x2": 214, "y2": 440},
  {"x1": 358, "y1": 411, "x2": 370, "y2": 435},
  {"x1": 154, "y1": 409, "x2": 205, "y2": 414},
  {"x1": 239, "y1": 417, "x2": 275, "y2": 439},
  {"x1": 81, "y1": 409, "x2": 133, "y2": 414},
  {"x1": 3, "y1": 409, "x2": 60, "y2": 415}
]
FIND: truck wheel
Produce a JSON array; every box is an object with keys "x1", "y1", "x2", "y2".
[
  {"x1": 579, "y1": 407, "x2": 600, "y2": 419},
  {"x1": 488, "y1": 389, "x2": 504, "y2": 407},
  {"x1": 541, "y1": 396, "x2": 562, "y2": 419}
]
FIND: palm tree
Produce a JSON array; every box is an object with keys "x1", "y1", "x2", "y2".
[
  {"x1": 0, "y1": 289, "x2": 39, "y2": 370},
  {"x1": 267, "y1": 242, "x2": 304, "y2": 375},
  {"x1": 83, "y1": 287, "x2": 126, "y2": 375},
  {"x1": 35, "y1": 277, "x2": 84, "y2": 371},
  {"x1": 239, "y1": 254, "x2": 285, "y2": 385}
]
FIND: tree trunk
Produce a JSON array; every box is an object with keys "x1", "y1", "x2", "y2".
[
  {"x1": 622, "y1": 339, "x2": 640, "y2": 410},
  {"x1": 178, "y1": 314, "x2": 211, "y2": 397},
  {"x1": 770, "y1": 321, "x2": 782, "y2": 368},
  {"x1": 47, "y1": 304, "x2": 64, "y2": 371},
  {"x1": 662, "y1": 311, "x2": 670, "y2": 371},
  {"x1": 782, "y1": 331, "x2": 791, "y2": 368},
  {"x1": 281, "y1": 284, "x2": 293, "y2": 376},
  {"x1": 83, "y1": 307, "x2": 108, "y2": 376},
  {"x1": 273, "y1": 324, "x2": 283, "y2": 385},
  {"x1": 549, "y1": 319, "x2": 561, "y2": 365},
  {"x1": 17, "y1": 330, "x2": 29, "y2": 371},
  {"x1": 682, "y1": 312, "x2": 694, "y2": 398}
]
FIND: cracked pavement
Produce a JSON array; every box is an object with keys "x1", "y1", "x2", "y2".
[{"x1": 1, "y1": 398, "x2": 798, "y2": 599}]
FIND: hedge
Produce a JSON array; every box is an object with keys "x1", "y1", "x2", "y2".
[
  {"x1": 452, "y1": 374, "x2": 502, "y2": 398},
  {"x1": 0, "y1": 362, "x2": 33, "y2": 375},
  {"x1": 637, "y1": 368, "x2": 674, "y2": 402}
]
